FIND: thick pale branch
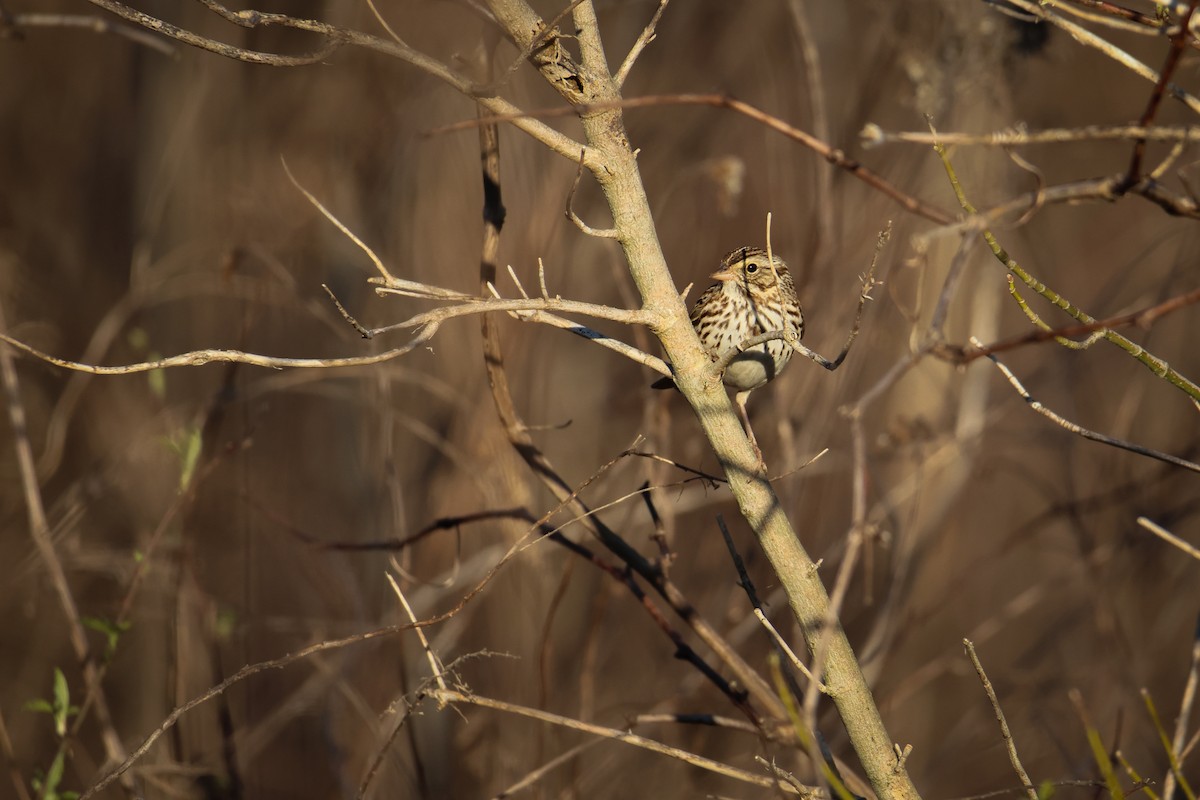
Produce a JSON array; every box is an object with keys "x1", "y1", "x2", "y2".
[
  {"x1": 370, "y1": 294, "x2": 653, "y2": 333},
  {"x1": 481, "y1": 3, "x2": 923, "y2": 797}
]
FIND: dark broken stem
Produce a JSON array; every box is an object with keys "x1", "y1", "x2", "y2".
[
  {"x1": 718, "y1": 515, "x2": 823, "y2": 691},
  {"x1": 639, "y1": 482, "x2": 673, "y2": 572},
  {"x1": 322, "y1": 284, "x2": 373, "y2": 338}
]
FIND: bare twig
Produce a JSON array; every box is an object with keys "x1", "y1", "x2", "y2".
[
  {"x1": 429, "y1": 688, "x2": 814, "y2": 794},
  {"x1": 0, "y1": 707, "x2": 31, "y2": 800},
  {"x1": 566, "y1": 150, "x2": 619, "y2": 238},
  {"x1": 283, "y1": 158, "x2": 396, "y2": 283},
  {"x1": 1052, "y1": 0, "x2": 1171, "y2": 33},
  {"x1": 947, "y1": 285, "x2": 1200, "y2": 364},
  {"x1": 489, "y1": 740, "x2": 603, "y2": 799},
  {"x1": 386, "y1": 573, "x2": 448, "y2": 699},
  {"x1": 976, "y1": 339, "x2": 1200, "y2": 473},
  {"x1": 86, "y1": 0, "x2": 594, "y2": 164},
  {"x1": 717, "y1": 515, "x2": 824, "y2": 690},
  {"x1": 1123, "y1": 0, "x2": 1200, "y2": 189},
  {"x1": 1161, "y1": 612, "x2": 1200, "y2": 799},
  {"x1": 615, "y1": 0, "x2": 670, "y2": 87},
  {"x1": 861, "y1": 123, "x2": 1200, "y2": 148},
  {"x1": 4, "y1": 11, "x2": 177, "y2": 54},
  {"x1": 80, "y1": 621, "x2": 418, "y2": 798},
  {"x1": 787, "y1": 0, "x2": 835, "y2": 265},
  {"x1": 964, "y1": 640, "x2": 1039, "y2": 800},
  {"x1": 935, "y1": 131, "x2": 1200, "y2": 403},
  {"x1": 1138, "y1": 517, "x2": 1200, "y2": 561},
  {"x1": 0, "y1": 326, "x2": 440, "y2": 374},
  {"x1": 0, "y1": 303, "x2": 130, "y2": 778},
  {"x1": 432, "y1": 93, "x2": 957, "y2": 224}
]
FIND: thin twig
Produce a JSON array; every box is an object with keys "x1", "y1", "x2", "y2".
[
  {"x1": 787, "y1": 0, "x2": 835, "y2": 267},
  {"x1": 934, "y1": 129, "x2": 1200, "y2": 402},
  {"x1": 81, "y1": 622, "x2": 419, "y2": 798},
  {"x1": 1162, "y1": 612, "x2": 1200, "y2": 800},
  {"x1": 431, "y1": 93, "x2": 957, "y2": 224},
  {"x1": 861, "y1": 123, "x2": 1200, "y2": 148},
  {"x1": 964, "y1": 640, "x2": 1039, "y2": 800},
  {"x1": 429, "y1": 688, "x2": 813, "y2": 794},
  {"x1": 1000, "y1": 0, "x2": 1200, "y2": 117},
  {"x1": 87, "y1": 0, "x2": 594, "y2": 164},
  {"x1": 717, "y1": 515, "x2": 824, "y2": 690},
  {"x1": 385, "y1": 573, "x2": 448, "y2": 699},
  {"x1": 489, "y1": 740, "x2": 603, "y2": 799},
  {"x1": 284, "y1": 158, "x2": 396, "y2": 283},
  {"x1": 976, "y1": 339, "x2": 1200, "y2": 473},
  {"x1": 615, "y1": 0, "x2": 670, "y2": 87},
  {"x1": 1123, "y1": 0, "x2": 1200, "y2": 189},
  {"x1": 0, "y1": 707, "x2": 31, "y2": 800},
  {"x1": 1138, "y1": 517, "x2": 1200, "y2": 561},
  {"x1": 0, "y1": 326, "x2": 440, "y2": 374},
  {"x1": 949, "y1": 285, "x2": 1200, "y2": 364},
  {"x1": 0, "y1": 302, "x2": 131, "y2": 778},
  {"x1": 566, "y1": 150, "x2": 619, "y2": 238},
  {"x1": 6, "y1": 11, "x2": 178, "y2": 53}
]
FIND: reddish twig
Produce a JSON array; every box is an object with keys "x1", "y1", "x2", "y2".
[
  {"x1": 1123, "y1": 0, "x2": 1200, "y2": 189},
  {"x1": 944, "y1": 284, "x2": 1200, "y2": 363},
  {"x1": 432, "y1": 92, "x2": 957, "y2": 224}
]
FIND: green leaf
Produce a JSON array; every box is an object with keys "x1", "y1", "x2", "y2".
[
  {"x1": 24, "y1": 699, "x2": 53, "y2": 715},
  {"x1": 178, "y1": 424, "x2": 202, "y2": 490},
  {"x1": 43, "y1": 751, "x2": 65, "y2": 796},
  {"x1": 51, "y1": 669, "x2": 70, "y2": 736},
  {"x1": 147, "y1": 352, "x2": 166, "y2": 400},
  {"x1": 83, "y1": 616, "x2": 130, "y2": 660}
]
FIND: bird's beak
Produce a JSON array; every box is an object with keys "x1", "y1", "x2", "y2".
[{"x1": 710, "y1": 266, "x2": 736, "y2": 282}]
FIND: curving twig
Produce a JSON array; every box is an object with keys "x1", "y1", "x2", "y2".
[
  {"x1": 974, "y1": 337, "x2": 1200, "y2": 473},
  {"x1": 964, "y1": 640, "x2": 1039, "y2": 800}
]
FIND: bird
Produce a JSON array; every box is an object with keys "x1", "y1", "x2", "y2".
[{"x1": 653, "y1": 246, "x2": 804, "y2": 456}]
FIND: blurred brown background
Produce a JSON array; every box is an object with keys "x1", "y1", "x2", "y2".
[{"x1": 1, "y1": 1, "x2": 1198, "y2": 798}]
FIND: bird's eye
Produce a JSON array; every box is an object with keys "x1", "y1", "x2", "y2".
[{"x1": 745, "y1": 263, "x2": 758, "y2": 274}]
